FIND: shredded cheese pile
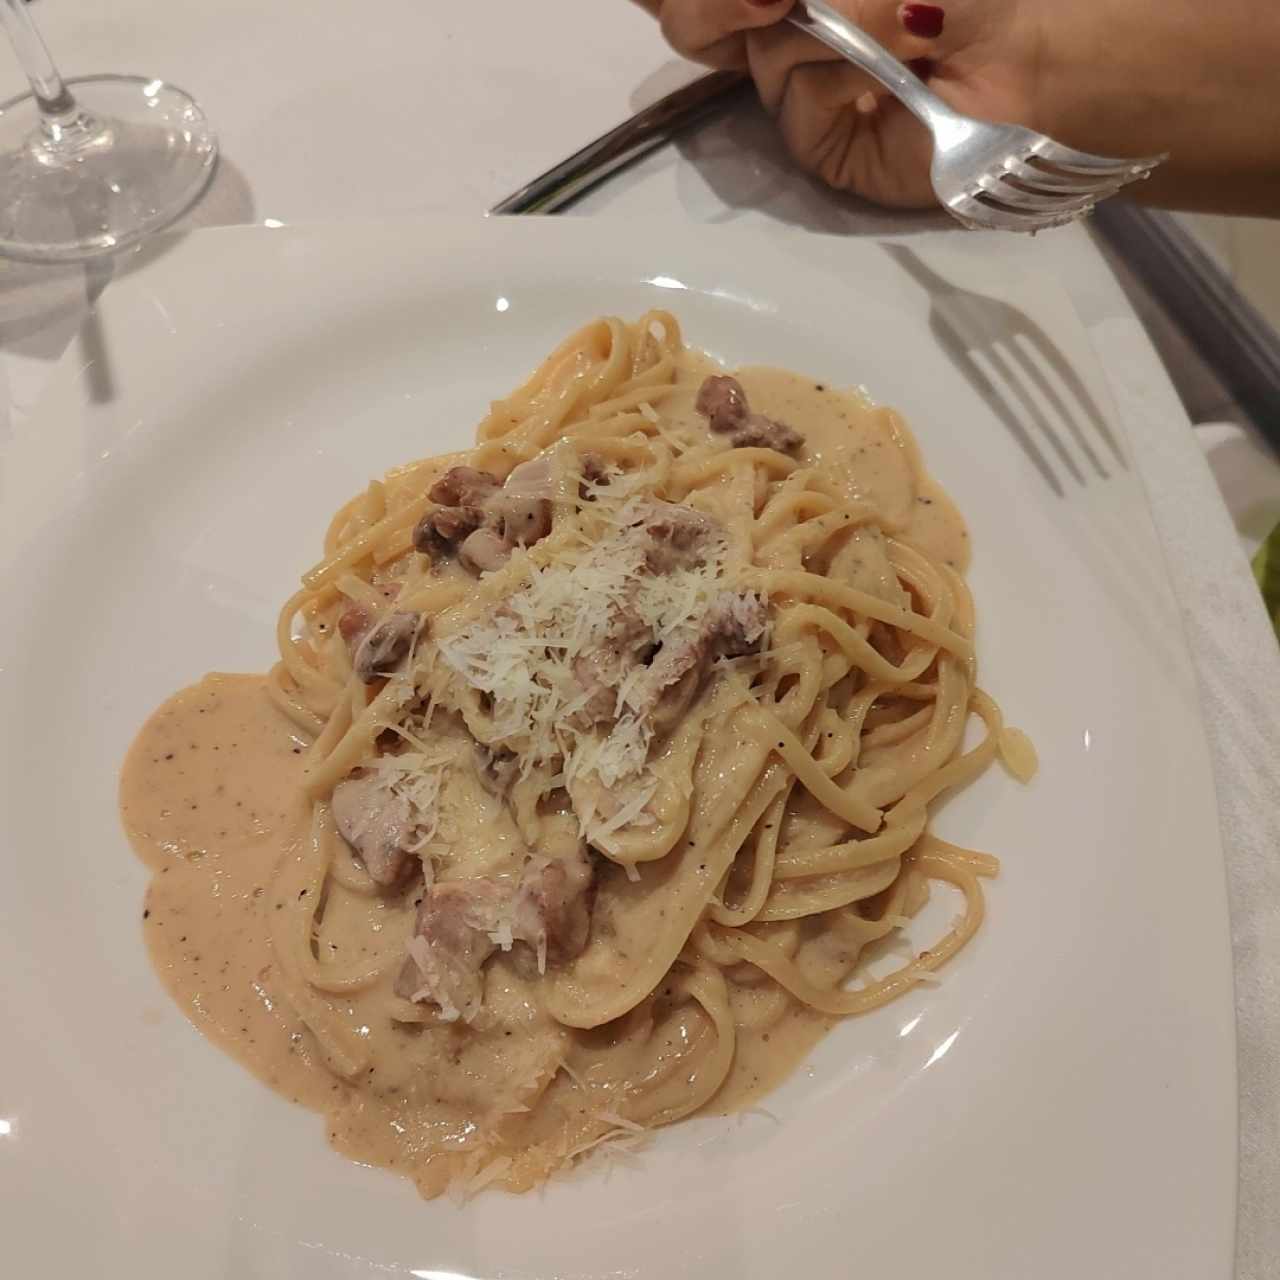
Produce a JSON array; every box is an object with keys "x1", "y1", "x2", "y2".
[
  {"x1": 437, "y1": 493, "x2": 730, "y2": 806},
  {"x1": 364, "y1": 749, "x2": 452, "y2": 858}
]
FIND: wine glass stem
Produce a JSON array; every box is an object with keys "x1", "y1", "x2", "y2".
[
  {"x1": 0, "y1": 0, "x2": 110, "y2": 162},
  {"x1": 0, "y1": 0, "x2": 76, "y2": 108}
]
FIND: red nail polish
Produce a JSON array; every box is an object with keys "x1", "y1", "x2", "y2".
[
  {"x1": 907, "y1": 57, "x2": 934, "y2": 78},
  {"x1": 901, "y1": 4, "x2": 945, "y2": 38}
]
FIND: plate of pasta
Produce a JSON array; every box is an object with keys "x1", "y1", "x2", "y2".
[{"x1": 0, "y1": 220, "x2": 1235, "y2": 1279}]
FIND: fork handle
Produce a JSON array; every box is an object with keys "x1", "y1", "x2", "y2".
[
  {"x1": 491, "y1": 70, "x2": 749, "y2": 215},
  {"x1": 789, "y1": 0, "x2": 957, "y2": 133}
]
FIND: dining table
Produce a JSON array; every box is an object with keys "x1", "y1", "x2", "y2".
[{"x1": 2, "y1": 1, "x2": 1278, "y2": 1275}]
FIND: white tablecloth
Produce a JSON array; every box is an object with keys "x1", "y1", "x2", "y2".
[{"x1": 3, "y1": 2, "x2": 1277, "y2": 1274}]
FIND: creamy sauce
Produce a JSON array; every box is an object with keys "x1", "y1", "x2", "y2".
[
  {"x1": 122, "y1": 678, "x2": 335, "y2": 1112},
  {"x1": 122, "y1": 675, "x2": 832, "y2": 1191},
  {"x1": 120, "y1": 357, "x2": 974, "y2": 1197}
]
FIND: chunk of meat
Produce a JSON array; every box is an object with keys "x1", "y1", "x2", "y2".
[
  {"x1": 696, "y1": 374, "x2": 749, "y2": 432},
  {"x1": 488, "y1": 493, "x2": 552, "y2": 548},
  {"x1": 648, "y1": 664, "x2": 704, "y2": 739},
  {"x1": 458, "y1": 526, "x2": 509, "y2": 575},
  {"x1": 729, "y1": 414, "x2": 805, "y2": 454},
  {"x1": 331, "y1": 771, "x2": 415, "y2": 887},
  {"x1": 413, "y1": 466, "x2": 501, "y2": 557},
  {"x1": 412, "y1": 504, "x2": 485, "y2": 555},
  {"x1": 393, "y1": 879, "x2": 507, "y2": 1021},
  {"x1": 502, "y1": 454, "x2": 558, "y2": 501},
  {"x1": 572, "y1": 653, "x2": 627, "y2": 725},
  {"x1": 629, "y1": 591, "x2": 768, "y2": 722},
  {"x1": 337, "y1": 603, "x2": 372, "y2": 645},
  {"x1": 707, "y1": 591, "x2": 768, "y2": 657},
  {"x1": 415, "y1": 461, "x2": 553, "y2": 573},
  {"x1": 571, "y1": 608, "x2": 653, "y2": 724},
  {"x1": 489, "y1": 457, "x2": 554, "y2": 549},
  {"x1": 579, "y1": 451, "x2": 609, "y2": 496},
  {"x1": 511, "y1": 846, "x2": 594, "y2": 969},
  {"x1": 394, "y1": 847, "x2": 594, "y2": 1016},
  {"x1": 336, "y1": 581, "x2": 402, "y2": 647},
  {"x1": 352, "y1": 611, "x2": 421, "y2": 683},
  {"x1": 632, "y1": 632, "x2": 711, "y2": 719},
  {"x1": 641, "y1": 500, "x2": 720, "y2": 573},
  {"x1": 695, "y1": 374, "x2": 805, "y2": 455},
  {"x1": 428, "y1": 466, "x2": 501, "y2": 508},
  {"x1": 567, "y1": 509, "x2": 743, "y2": 727}
]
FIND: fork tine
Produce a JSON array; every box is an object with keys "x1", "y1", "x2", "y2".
[
  {"x1": 975, "y1": 175, "x2": 1108, "y2": 216},
  {"x1": 1029, "y1": 154, "x2": 1147, "y2": 180},
  {"x1": 1005, "y1": 155, "x2": 1130, "y2": 196},
  {"x1": 1028, "y1": 139, "x2": 1165, "y2": 177},
  {"x1": 948, "y1": 192, "x2": 1091, "y2": 234}
]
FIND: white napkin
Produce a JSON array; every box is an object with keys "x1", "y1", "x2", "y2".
[
  {"x1": 1096, "y1": 323, "x2": 1280, "y2": 1280},
  {"x1": 1194, "y1": 420, "x2": 1280, "y2": 559}
]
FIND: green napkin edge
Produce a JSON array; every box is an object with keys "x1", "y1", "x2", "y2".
[{"x1": 1254, "y1": 522, "x2": 1280, "y2": 640}]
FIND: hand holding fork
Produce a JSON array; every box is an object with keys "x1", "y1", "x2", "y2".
[{"x1": 646, "y1": 0, "x2": 1280, "y2": 223}]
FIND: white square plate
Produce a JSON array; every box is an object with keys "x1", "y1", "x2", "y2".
[{"x1": 0, "y1": 220, "x2": 1235, "y2": 1279}]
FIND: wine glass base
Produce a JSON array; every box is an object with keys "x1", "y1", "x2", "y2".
[{"x1": 0, "y1": 74, "x2": 217, "y2": 264}]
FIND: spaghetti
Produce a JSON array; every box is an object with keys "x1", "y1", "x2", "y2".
[{"x1": 121, "y1": 313, "x2": 1032, "y2": 1198}]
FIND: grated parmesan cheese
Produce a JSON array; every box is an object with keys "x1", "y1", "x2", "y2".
[
  {"x1": 366, "y1": 749, "x2": 451, "y2": 856},
  {"x1": 436, "y1": 488, "x2": 733, "y2": 836}
]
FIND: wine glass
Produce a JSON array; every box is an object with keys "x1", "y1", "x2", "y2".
[{"x1": 0, "y1": 0, "x2": 216, "y2": 263}]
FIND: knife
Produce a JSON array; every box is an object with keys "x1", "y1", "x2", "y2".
[{"x1": 489, "y1": 70, "x2": 749, "y2": 216}]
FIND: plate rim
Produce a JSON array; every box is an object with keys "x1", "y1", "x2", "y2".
[{"x1": 0, "y1": 216, "x2": 1237, "y2": 1279}]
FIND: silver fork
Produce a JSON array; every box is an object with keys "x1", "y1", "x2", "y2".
[{"x1": 792, "y1": 0, "x2": 1165, "y2": 233}]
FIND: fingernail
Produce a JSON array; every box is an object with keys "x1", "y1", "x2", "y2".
[
  {"x1": 901, "y1": 4, "x2": 945, "y2": 38},
  {"x1": 907, "y1": 57, "x2": 934, "y2": 78}
]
